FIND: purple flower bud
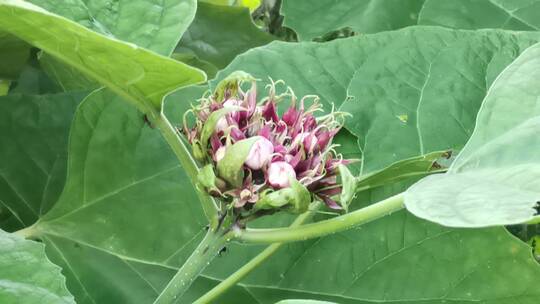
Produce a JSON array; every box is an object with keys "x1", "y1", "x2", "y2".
[
  {"x1": 268, "y1": 161, "x2": 296, "y2": 188},
  {"x1": 245, "y1": 137, "x2": 273, "y2": 170}
]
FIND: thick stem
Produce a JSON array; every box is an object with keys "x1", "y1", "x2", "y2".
[
  {"x1": 236, "y1": 193, "x2": 405, "y2": 244},
  {"x1": 193, "y1": 202, "x2": 321, "y2": 304},
  {"x1": 153, "y1": 113, "x2": 219, "y2": 228},
  {"x1": 153, "y1": 228, "x2": 232, "y2": 304}
]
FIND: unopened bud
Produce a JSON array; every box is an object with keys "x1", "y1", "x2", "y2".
[
  {"x1": 268, "y1": 161, "x2": 296, "y2": 188},
  {"x1": 245, "y1": 137, "x2": 273, "y2": 170},
  {"x1": 215, "y1": 146, "x2": 226, "y2": 162}
]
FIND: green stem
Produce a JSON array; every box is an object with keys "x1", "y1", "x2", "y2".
[
  {"x1": 236, "y1": 193, "x2": 405, "y2": 244},
  {"x1": 153, "y1": 113, "x2": 219, "y2": 228},
  {"x1": 193, "y1": 202, "x2": 321, "y2": 304},
  {"x1": 153, "y1": 228, "x2": 232, "y2": 304}
]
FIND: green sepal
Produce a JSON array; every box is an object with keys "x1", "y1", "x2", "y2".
[
  {"x1": 213, "y1": 70, "x2": 256, "y2": 101},
  {"x1": 191, "y1": 139, "x2": 206, "y2": 163},
  {"x1": 200, "y1": 105, "x2": 244, "y2": 150},
  {"x1": 338, "y1": 164, "x2": 356, "y2": 212},
  {"x1": 216, "y1": 136, "x2": 261, "y2": 188},
  {"x1": 254, "y1": 178, "x2": 311, "y2": 214},
  {"x1": 197, "y1": 164, "x2": 221, "y2": 196}
]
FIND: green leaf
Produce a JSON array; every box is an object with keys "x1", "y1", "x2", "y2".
[
  {"x1": 281, "y1": 0, "x2": 425, "y2": 41},
  {"x1": 176, "y1": 1, "x2": 273, "y2": 70},
  {"x1": 405, "y1": 42, "x2": 540, "y2": 227},
  {"x1": 0, "y1": 89, "x2": 207, "y2": 303},
  {"x1": 281, "y1": 0, "x2": 540, "y2": 42},
  {"x1": 29, "y1": 90, "x2": 206, "y2": 266},
  {"x1": 0, "y1": 228, "x2": 74, "y2": 304},
  {"x1": 0, "y1": 0, "x2": 206, "y2": 113},
  {"x1": 356, "y1": 150, "x2": 449, "y2": 192},
  {"x1": 28, "y1": 0, "x2": 197, "y2": 91},
  {"x1": 38, "y1": 54, "x2": 98, "y2": 92},
  {"x1": 172, "y1": 52, "x2": 219, "y2": 79},
  {"x1": 8, "y1": 60, "x2": 63, "y2": 95},
  {"x1": 276, "y1": 301, "x2": 336, "y2": 304},
  {"x1": 42, "y1": 235, "x2": 176, "y2": 304},
  {"x1": 419, "y1": 0, "x2": 540, "y2": 31},
  {"x1": 28, "y1": 0, "x2": 196, "y2": 56},
  {"x1": 217, "y1": 136, "x2": 261, "y2": 188},
  {"x1": 340, "y1": 30, "x2": 540, "y2": 173},
  {"x1": 0, "y1": 92, "x2": 86, "y2": 230},
  {"x1": 0, "y1": 32, "x2": 30, "y2": 80}
]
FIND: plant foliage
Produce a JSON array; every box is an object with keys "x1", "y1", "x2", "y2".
[{"x1": 1, "y1": 0, "x2": 539, "y2": 303}]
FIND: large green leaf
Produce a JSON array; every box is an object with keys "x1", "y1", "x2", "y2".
[
  {"x1": 405, "y1": 42, "x2": 540, "y2": 227},
  {"x1": 0, "y1": 228, "x2": 74, "y2": 304},
  {"x1": 281, "y1": 0, "x2": 540, "y2": 42},
  {"x1": 28, "y1": 0, "x2": 197, "y2": 91},
  {"x1": 0, "y1": 92, "x2": 85, "y2": 231},
  {"x1": 175, "y1": 1, "x2": 274, "y2": 76},
  {"x1": 0, "y1": 0, "x2": 206, "y2": 113},
  {"x1": 0, "y1": 85, "x2": 209, "y2": 303},
  {"x1": 29, "y1": 90, "x2": 207, "y2": 265},
  {"x1": 281, "y1": 0, "x2": 425, "y2": 41},
  {"x1": 38, "y1": 53, "x2": 98, "y2": 92},
  {"x1": 42, "y1": 235, "x2": 176, "y2": 304},
  {"x1": 8, "y1": 57, "x2": 63, "y2": 95},
  {"x1": 419, "y1": 0, "x2": 540, "y2": 30},
  {"x1": 3, "y1": 90, "x2": 208, "y2": 303},
  {"x1": 214, "y1": 27, "x2": 540, "y2": 171},
  {"x1": 0, "y1": 32, "x2": 30, "y2": 80},
  {"x1": 28, "y1": 0, "x2": 196, "y2": 56}
]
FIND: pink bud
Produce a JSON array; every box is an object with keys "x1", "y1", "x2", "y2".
[
  {"x1": 216, "y1": 117, "x2": 229, "y2": 132},
  {"x1": 245, "y1": 137, "x2": 274, "y2": 170},
  {"x1": 268, "y1": 161, "x2": 296, "y2": 188},
  {"x1": 216, "y1": 99, "x2": 242, "y2": 132},
  {"x1": 215, "y1": 146, "x2": 226, "y2": 162}
]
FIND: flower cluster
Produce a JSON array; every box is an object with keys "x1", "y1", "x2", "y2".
[{"x1": 183, "y1": 72, "x2": 353, "y2": 214}]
